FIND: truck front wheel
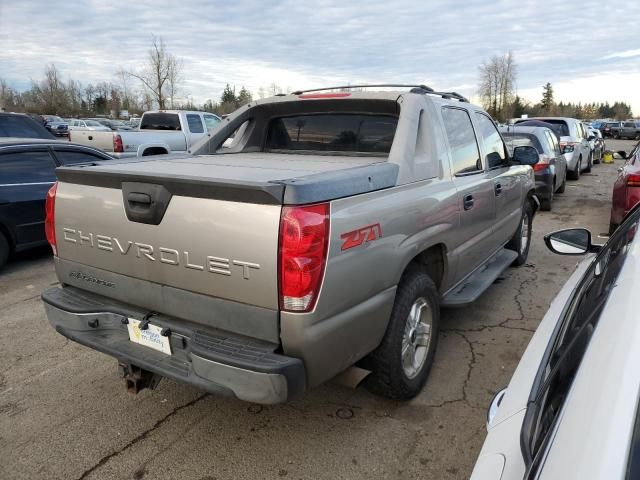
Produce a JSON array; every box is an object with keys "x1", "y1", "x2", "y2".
[
  {"x1": 506, "y1": 201, "x2": 533, "y2": 266},
  {"x1": 363, "y1": 269, "x2": 440, "y2": 400}
]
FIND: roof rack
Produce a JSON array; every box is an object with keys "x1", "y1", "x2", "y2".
[
  {"x1": 290, "y1": 84, "x2": 468, "y2": 102},
  {"x1": 291, "y1": 84, "x2": 435, "y2": 95}
]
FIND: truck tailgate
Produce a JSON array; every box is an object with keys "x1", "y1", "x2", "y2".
[{"x1": 54, "y1": 181, "x2": 279, "y2": 310}]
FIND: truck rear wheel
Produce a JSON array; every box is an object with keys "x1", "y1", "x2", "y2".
[{"x1": 363, "y1": 269, "x2": 440, "y2": 400}]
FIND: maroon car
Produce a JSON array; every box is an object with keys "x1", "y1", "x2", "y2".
[{"x1": 610, "y1": 142, "x2": 640, "y2": 233}]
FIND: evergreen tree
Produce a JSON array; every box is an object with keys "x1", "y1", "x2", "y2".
[
  {"x1": 237, "y1": 86, "x2": 252, "y2": 105},
  {"x1": 540, "y1": 82, "x2": 554, "y2": 113},
  {"x1": 220, "y1": 84, "x2": 237, "y2": 104}
]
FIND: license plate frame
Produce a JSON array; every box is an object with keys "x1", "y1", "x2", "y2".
[{"x1": 127, "y1": 318, "x2": 172, "y2": 355}]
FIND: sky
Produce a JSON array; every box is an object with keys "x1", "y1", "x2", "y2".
[{"x1": 0, "y1": 0, "x2": 639, "y2": 114}]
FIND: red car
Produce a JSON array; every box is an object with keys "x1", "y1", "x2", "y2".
[{"x1": 610, "y1": 141, "x2": 640, "y2": 233}]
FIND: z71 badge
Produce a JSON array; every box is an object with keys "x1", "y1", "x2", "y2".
[{"x1": 340, "y1": 223, "x2": 382, "y2": 251}]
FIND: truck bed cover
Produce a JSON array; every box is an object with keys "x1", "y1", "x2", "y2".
[{"x1": 55, "y1": 152, "x2": 399, "y2": 205}]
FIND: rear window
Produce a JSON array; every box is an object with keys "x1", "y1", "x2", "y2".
[
  {"x1": 140, "y1": 113, "x2": 181, "y2": 131},
  {"x1": 265, "y1": 114, "x2": 398, "y2": 154},
  {"x1": 501, "y1": 132, "x2": 544, "y2": 154},
  {"x1": 0, "y1": 115, "x2": 51, "y2": 139},
  {"x1": 535, "y1": 120, "x2": 570, "y2": 137}
]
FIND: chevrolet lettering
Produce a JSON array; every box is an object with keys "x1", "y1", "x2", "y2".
[{"x1": 61, "y1": 227, "x2": 261, "y2": 278}]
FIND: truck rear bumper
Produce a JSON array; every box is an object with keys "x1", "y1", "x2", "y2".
[{"x1": 42, "y1": 286, "x2": 305, "y2": 405}]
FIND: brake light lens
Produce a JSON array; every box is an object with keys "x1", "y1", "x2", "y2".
[
  {"x1": 533, "y1": 154, "x2": 550, "y2": 171},
  {"x1": 627, "y1": 174, "x2": 640, "y2": 187},
  {"x1": 45, "y1": 182, "x2": 58, "y2": 255},
  {"x1": 114, "y1": 134, "x2": 124, "y2": 153},
  {"x1": 279, "y1": 203, "x2": 330, "y2": 312},
  {"x1": 560, "y1": 142, "x2": 575, "y2": 153}
]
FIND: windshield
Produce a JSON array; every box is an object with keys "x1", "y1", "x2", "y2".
[
  {"x1": 85, "y1": 120, "x2": 103, "y2": 127},
  {"x1": 46, "y1": 116, "x2": 64, "y2": 123},
  {"x1": 265, "y1": 114, "x2": 398, "y2": 154}
]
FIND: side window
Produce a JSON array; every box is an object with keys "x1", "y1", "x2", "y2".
[
  {"x1": 54, "y1": 149, "x2": 109, "y2": 165},
  {"x1": 0, "y1": 150, "x2": 56, "y2": 184},
  {"x1": 204, "y1": 115, "x2": 221, "y2": 130},
  {"x1": 475, "y1": 113, "x2": 508, "y2": 168},
  {"x1": 186, "y1": 114, "x2": 205, "y2": 134},
  {"x1": 441, "y1": 108, "x2": 482, "y2": 175}
]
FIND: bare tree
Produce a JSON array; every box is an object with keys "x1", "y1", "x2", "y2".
[
  {"x1": 478, "y1": 52, "x2": 517, "y2": 121},
  {"x1": 126, "y1": 36, "x2": 183, "y2": 110}
]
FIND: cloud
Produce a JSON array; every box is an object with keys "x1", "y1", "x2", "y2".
[
  {"x1": 601, "y1": 49, "x2": 640, "y2": 60},
  {"x1": 1, "y1": 0, "x2": 639, "y2": 113}
]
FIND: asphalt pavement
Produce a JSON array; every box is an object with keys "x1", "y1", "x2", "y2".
[{"x1": 0, "y1": 139, "x2": 635, "y2": 480}]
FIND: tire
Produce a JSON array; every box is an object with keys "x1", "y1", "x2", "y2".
[
  {"x1": 567, "y1": 157, "x2": 581, "y2": 180},
  {"x1": 540, "y1": 196, "x2": 552, "y2": 211},
  {"x1": 557, "y1": 171, "x2": 567, "y2": 193},
  {"x1": 363, "y1": 269, "x2": 440, "y2": 400},
  {"x1": 506, "y1": 201, "x2": 533, "y2": 266},
  {"x1": 584, "y1": 154, "x2": 592, "y2": 173},
  {"x1": 0, "y1": 232, "x2": 9, "y2": 270}
]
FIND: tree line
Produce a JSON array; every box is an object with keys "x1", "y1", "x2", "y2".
[
  {"x1": 478, "y1": 52, "x2": 634, "y2": 121},
  {"x1": 0, "y1": 36, "x2": 283, "y2": 118}
]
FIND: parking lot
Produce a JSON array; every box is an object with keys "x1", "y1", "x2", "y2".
[{"x1": 0, "y1": 139, "x2": 633, "y2": 480}]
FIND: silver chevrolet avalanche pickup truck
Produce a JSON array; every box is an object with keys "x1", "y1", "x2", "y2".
[{"x1": 41, "y1": 85, "x2": 539, "y2": 404}]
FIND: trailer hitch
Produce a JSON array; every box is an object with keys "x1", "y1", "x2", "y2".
[{"x1": 119, "y1": 363, "x2": 162, "y2": 394}]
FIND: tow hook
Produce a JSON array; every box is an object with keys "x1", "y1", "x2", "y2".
[{"x1": 119, "y1": 363, "x2": 162, "y2": 394}]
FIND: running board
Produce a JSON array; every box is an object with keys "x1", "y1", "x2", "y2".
[{"x1": 441, "y1": 249, "x2": 518, "y2": 307}]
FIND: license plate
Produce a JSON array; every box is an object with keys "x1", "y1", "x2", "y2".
[{"x1": 127, "y1": 319, "x2": 172, "y2": 355}]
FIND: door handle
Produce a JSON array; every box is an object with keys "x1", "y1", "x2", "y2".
[
  {"x1": 463, "y1": 194, "x2": 474, "y2": 210},
  {"x1": 495, "y1": 183, "x2": 502, "y2": 196}
]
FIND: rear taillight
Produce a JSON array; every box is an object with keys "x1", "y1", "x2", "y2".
[
  {"x1": 114, "y1": 134, "x2": 124, "y2": 153},
  {"x1": 45, "y1": 182, "x2": 58, "y2": 255},
  {"x1": 533, "y1": 154, "x2": 550, "y2": 171},
  {"x1": 627, "y1": 174, "x2": 640, "y2": 187},
  {"x1": 278, "y1": 203, "x2": 330, "y2": 312},
  {"x1": 560, "y1": 142, "x2": 575, "y2": 153}
]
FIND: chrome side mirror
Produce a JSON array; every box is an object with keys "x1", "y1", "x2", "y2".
[{"x1": 544, "y1": 228, "x2": 598, "y2": 255}]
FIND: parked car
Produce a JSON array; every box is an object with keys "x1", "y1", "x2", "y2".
[
  {"x1": 69, "y1": 110, "x2": 222, "y2": 157},
  {"x1": 41, "y1": 115, "x2": 69, "y2": 137},
  {"x1": 611, "y1": 121, "x2": 640, "y2": 140},
  {"x1": 501, "y1": 126, "x2": 567, "y2": 211},
  {"x1": 0, "y1": 138, "x2": 113, "y2": 268},
  {"x1": 471, "y1": 203, "x2": 640, "y2": 480},
  {"x1": 586, "y1": 125, "x2": 604, "y2": 163},
  {"x1": 610, "y1": 141, "x2": 640, "y2": 234},
  {"x1": 515, "y1": 117, "x2": 592, "y2": 180},
  {"x1": 91, "y1": 118, "x2": 133, "y2": 131},
  {"x1": 599, "y1": 121, "x2": 622, "y2": 138},
  {"x1": 128, "y1": 117, "x2": 140, "y2": 129},
  {"x1": 0, "y1": 112, "x2": 55, "y2": 139},
  {"x1": 41, "y1": 86, "x2": 540, "y2": 404},
  {"x1": 68, "y1": 119, "x2": 111, "y2": 132}
]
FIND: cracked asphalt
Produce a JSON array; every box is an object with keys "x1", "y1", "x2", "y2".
[{"x1": 0, "y1": 140, "x2": 634, "y2": 480}]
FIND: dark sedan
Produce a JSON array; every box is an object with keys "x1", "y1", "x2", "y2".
[
  {"x1": 501, "y1": 125, "x2": 568, "y2": 211},
  {"x1": 610, "y1": 141, "x2": 640, "y2": 234},
  {"x1": 0, "y1": 112, "x2": 55, "y2": 139},
  {"x1": 0, "y1": 139, "x2": 113, "y2": 268}
]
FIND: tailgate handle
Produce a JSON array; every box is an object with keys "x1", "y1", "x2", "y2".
[{"x1": 128, "y1": 192, "x2": 152, "y2": 206}]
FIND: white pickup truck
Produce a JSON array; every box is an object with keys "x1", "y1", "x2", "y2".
[{"x1": 69, "y1": 110, "x2": 222, "y2": 157}]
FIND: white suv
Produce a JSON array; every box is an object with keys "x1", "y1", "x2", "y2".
[
  {"x1": 471, "y1": 204, "x2": 640, "y2": 479},
  {"x1": 516, "y1": 117, "x2": 592, "y2": 180}
]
